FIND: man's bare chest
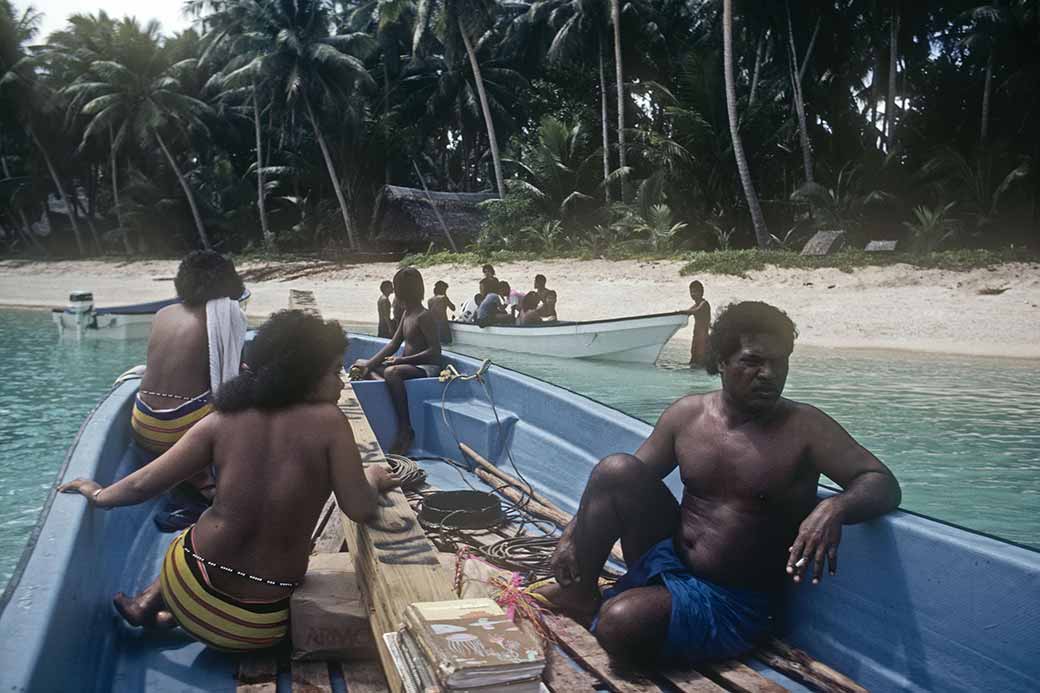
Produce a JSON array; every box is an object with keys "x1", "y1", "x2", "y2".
[{"x1": 676, "y1": 427, "x2": 815, "y2": 505}]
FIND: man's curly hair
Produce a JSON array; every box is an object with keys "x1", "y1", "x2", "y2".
[
  {"x1": 174, "y1": 250, "x2": 245, "y2": 307},
  {"x1": 215, "y1": 310, "x2": 347, "y2": 412},
  {"x1": 705, "y1": 302, "x2": 798, "y2": 375}
]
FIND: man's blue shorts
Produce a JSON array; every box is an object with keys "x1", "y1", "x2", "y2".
[{"x1": 592, "y1": 538, "x2": 778, "y2": 663}]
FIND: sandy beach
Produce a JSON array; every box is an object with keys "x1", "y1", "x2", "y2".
[{"x1": 2, "y1": 257, "x2": 1038, "y2": 359}]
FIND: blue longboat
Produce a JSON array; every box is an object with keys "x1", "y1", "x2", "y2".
[{"x1": 1, "y1": 334, "x2": 1037, "y2": 692}]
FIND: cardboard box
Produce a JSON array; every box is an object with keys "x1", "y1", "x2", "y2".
[{"x1": 291, "y1": 552, "x2": 378, "y2": 661}]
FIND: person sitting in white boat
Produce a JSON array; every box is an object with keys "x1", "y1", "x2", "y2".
[
  {"x1": 534, "y1": 301, "x2": 901, "y2": 666},
  {"x1": 427, "y1": 280, "x2": 456, "y2": 345},
  {"x1": 532, "y1": 273, "x2": 551, "y2": 303},
  {"x1": 479, "y1": 263, "x2": 497, "y2": 296},
  {"x1": 536, "y1": 290, "x2": 558, "y2": 322},
  {"x1": 517, "y1": 292, "x2": 542, "y2": 325},
  {"x1": 58, "y1": 310, "x2": 399, "y2": 651},
  {"x1": 130, "y1": 251, "x2": 245, "y2": 505},
  {"x1": 352, "y1": 267, "x2": 442, "y2": 455},
  {"x1": 476, "y1": 280, "x2": 515, "y2": 326}
]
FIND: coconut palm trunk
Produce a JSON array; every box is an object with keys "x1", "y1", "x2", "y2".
[
  {"x1": 28, "y1": 126, "x2": 85, "y2": 255},
  {"x1": 154, "y1": 130, "x2": 212, "y2": 250},
  {"x1": 610, "y1": 0, "x2": 627, "y2": 201},
  {"x1": 458, "y1": 18, "x2": 505, "y2": 198},
  {"x1": 109, "y1": 128, "x2": 132, "y2": 254},
  {"x1": 599, "y1": 37, "x2": 611, "y2": 205},
  {"x1": 252, "y1": 82, "x2": 273, "y2": 250},
  {"x1": 305, "y1": 98, "x2": 358, "y2": 249},
  {"x1": 980, "y1": 46, "x2": 994, "y2": 147},
  {"x1": 723, "y1": 0, "x2": 769, "y2": 248},
  {"x1": 2, "y1": 150, "x2": 45, "y2": 253},
  {"x1": 884, "y1": 6, "x2": 900, "y2": 149},
  {"x1": 786, "y1": 3, "x2": 815, "y2": 184}
]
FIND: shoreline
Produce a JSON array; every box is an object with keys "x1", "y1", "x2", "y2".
[{"x1": 2, "y1": 258, "x2": 1039, "y2": 361}]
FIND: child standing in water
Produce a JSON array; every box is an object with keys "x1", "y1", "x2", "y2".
[
  {"x1": 427, "y1": 280, "x2": 456, "y2": 344},
  {"x1": 685, "y1": 280, "x2": 711, "y2": 367},
  {"x1": 377, "y1": 280, "x2": 394, "y2": 338}
]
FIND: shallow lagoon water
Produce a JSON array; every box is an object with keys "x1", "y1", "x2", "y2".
[{"x1": 1, "y1": 310, "x2": 1037, "y2": 591}]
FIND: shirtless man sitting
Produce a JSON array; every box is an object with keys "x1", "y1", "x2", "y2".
[
  {"x1": 131, "y1": 250, "x2": 245, "y2": 500},
  {"x1": 540, "y1": 301, "x2": 901, "y2": 664},
  {"x1": 353, "y1": 267, "x2": 441, "y2": 455},
  {"x1": 59, "y1": 311, "x2": 398, "y2": 650}
]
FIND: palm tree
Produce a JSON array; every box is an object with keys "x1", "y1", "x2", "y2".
[
  {"x1": 959, "y1": 2, "x2": 1010, "y2": 148},
  {"x1": 46, "y1": 11, "x2": 135, "y2": 252},
  {"x1": 723, "y1": 0, "x2": 769, "y2": 247},
  {"x1": 64, "y1": 19, "x2": 216, "y2": 249},
  {"x1": 1, "y1": 0, "x2": 87, "y2": 255},
  {"x1": 610, "y1": 0, "x2": 627, "y2": 201},
  {"x1": 202, "y1": 0, "x2": 375, "y2": 249},
  {"x1": 414, "y1": 0, "x2": 507, "y2": 197},
  {"x1": 510, "y1": 0, "x2": 613, "y2": 203}
]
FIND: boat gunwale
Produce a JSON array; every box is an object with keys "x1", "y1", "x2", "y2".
[{"x1": 448, "y1": 310, "x2": 689, "y2": 330}]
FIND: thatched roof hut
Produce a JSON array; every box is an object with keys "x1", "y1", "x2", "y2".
[{"x1": 369, "y1": 185, "x2": 498, "y2": 250}]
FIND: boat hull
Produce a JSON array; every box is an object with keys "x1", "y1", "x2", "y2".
[
  {"x1": 52, "y1": 293, "x2": 251, "y2": 340},
  {"x1": 448, "y1": 312, "x2": 689, "y2": 363}
]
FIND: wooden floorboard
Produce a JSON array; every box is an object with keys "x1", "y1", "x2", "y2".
[
  {"x1": 291, "y1": 660, "x2": 333, "y2": 693},
  {"x1": 340, "y1": 660, "x2": 391, "y2": 693},
  {"x1": 753, "y1": 640, "x2": 866, "y2": 693},
  {"x1": 695, "y1": 660, "x2": 789, "y2": 693},
  {"x1": 236, "y1": 655, "x2": 278, "y2": 693}
]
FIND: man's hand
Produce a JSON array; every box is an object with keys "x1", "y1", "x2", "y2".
[
  {"x1": 58, "y1": 478, "x2": 103, "y2": 504},
  {"x1": 365, "y1": 465, "x2": 400, "y2": 494},
  {"x1": 787, "y1": 497, "x2": 844, "y2": 585},
  {"x1": 383, "y1": 355, "x2": 398, "y2": 366},
  {"x1": 550, "y1": 523, "x2": 581, "y2": 588}
]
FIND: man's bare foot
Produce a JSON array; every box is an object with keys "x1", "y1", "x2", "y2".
[
  {"x1": 532, "y1": 582, "x2": 600, "y2": 624},
  {"x1": 114, "y1": 592, "x2": 160, "y2": 628},
  {"x1": 389, "y1": 427, "x2": 414, "y2": 455}
]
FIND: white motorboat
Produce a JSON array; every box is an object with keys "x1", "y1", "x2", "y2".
[
  {"x1": 51, "y1": 289, "x2": 251, "y2": 340},
  {"x1": 447, "y1": 311, "x2": 689, "y2": 363}
]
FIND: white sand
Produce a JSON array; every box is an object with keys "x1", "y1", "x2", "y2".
[{"x1": 2, "y1": 257, "x2": 1039, "y2": 359}]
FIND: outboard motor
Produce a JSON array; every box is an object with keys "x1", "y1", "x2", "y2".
[{"x1": 62, "y1": 290, "x2": 96, "y2": 333}]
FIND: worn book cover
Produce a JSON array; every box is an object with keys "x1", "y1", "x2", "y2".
[{"x1": 403, "y1": 599, "x2": 545, "y2": 688}]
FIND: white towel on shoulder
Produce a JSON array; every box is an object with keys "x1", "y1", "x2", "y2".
[{"x1": 206, "y1": 297, "x2": 248, "y2": 394}]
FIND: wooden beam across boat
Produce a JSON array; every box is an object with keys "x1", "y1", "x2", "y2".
[{"x1": 337, "y1": 383, "x2": 458, "y2": 693}]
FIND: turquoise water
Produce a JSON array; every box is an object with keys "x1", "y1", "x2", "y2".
[
  {"x1": 1, "y1": 311, "x2": 1037, "y2": 593},
  {"x1": 0, "y1": 310, "x2": 147, "y2": 588},
  {"x1": 445, "y1": 338, "x2": 1040, "y2": 550}
]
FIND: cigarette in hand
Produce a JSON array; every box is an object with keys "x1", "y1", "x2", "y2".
[{"x1": 794, "y1": 557, "x2": 808, "y2": 568}]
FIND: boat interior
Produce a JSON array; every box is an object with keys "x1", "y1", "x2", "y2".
[{"x1": 1, "y1": 334, "x2": 1037, "y2": 693}]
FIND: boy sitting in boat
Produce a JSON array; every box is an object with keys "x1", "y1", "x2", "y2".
[
  {"x1": 352, "y1": 267, "x2": 442, "y2": 454},
  {"x1": 477, "y1": 280, "x2": 515, "y2": 326},
  {"x1": 537, "y1": 290, "x2": 558, "y2": 321},
  {"x1": 518, "y1": 292, "x2": 542, "y2": 325},
  {"x1": 537, "y1": 301, "x2": 901, "y2": 665},
  {"x1": 59, "y1": 310, "x2": 399, "y2": 650},
  {"x1": 131, "y1": 251, "x2": 245, "y2": 501}
]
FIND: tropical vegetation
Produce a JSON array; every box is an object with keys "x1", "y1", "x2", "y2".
[{"x1": 0, "y1": 0, "x2": 1037, "y2": 258}]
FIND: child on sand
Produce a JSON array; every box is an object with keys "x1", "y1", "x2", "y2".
[
  {"x1": 353, "y1": 268, "x2": 442, "y2": 454},
  {"x1": 427, "y1": 280, "x2": 456, "y2": 344},
  {"x1": 377, "y1": 280, "x2": 394, "y2": 338},
  {"x1": 685, "y1": 280, "x2": 711, "y2": 367}
]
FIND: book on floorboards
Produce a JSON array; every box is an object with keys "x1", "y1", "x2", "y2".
[
  {"x1": 402, "y1": 598, "x2": 546, "y2": 690},
  {"x1": 383, "y1": 630, "x2": 546, "y2": 693}
]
